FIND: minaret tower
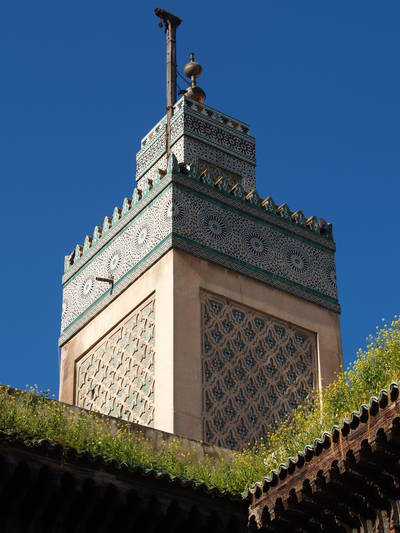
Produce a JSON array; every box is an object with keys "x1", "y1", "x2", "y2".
[{"x1": 59, "y1": 10, "x2": 342, "y2": 450}]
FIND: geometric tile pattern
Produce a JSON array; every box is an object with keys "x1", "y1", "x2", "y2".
[
  {"x1": 201, "y1": 291, "x2": 316, "y2": 450},
  {"x1": 183, "y1": 112, "x2": 255, "y2": 160},
  {"x1": 135, "y1": 115, "x2": 185, "y2": 183},
  {"x1": 61, "y1": 170, "x2": 338, "y2": 343},
  {"x1": 75, "y1": 296, "x2": 155, "y2": 426},
  {"x1": 172, "y1": 186, "x2": 338, "y2": 300},
  {"x1": 183, "y1": 135, "x2": 255, "y2": 191},
  {"x1": 61, "y1": 187, "x2": 172, "y2": 333},
  {"x1": 61, "y1": 176, "x2": 338, "y2": 340},
  {"x1": 136, "y1": 96, "x2": 256, "y2": 190}
]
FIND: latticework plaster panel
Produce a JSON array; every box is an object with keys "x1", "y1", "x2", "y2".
[
  {"x1": 201, "y1": 291, "x2": 316, "y2": 450},
  {"x1": 76, "y1": 296, "x2": 155, "y2": 426}
]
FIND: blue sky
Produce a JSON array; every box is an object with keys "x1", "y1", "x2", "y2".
[{"x1": 0, "y1": 1, "x2": 399, "y2": 394}]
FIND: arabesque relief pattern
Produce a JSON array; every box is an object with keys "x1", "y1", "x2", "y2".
[
  {"x1": 61, "y1": 189, "x2": 172, "y2": 333},
  {"x1": 76, "y1": 297, "x2": 155, "y2": 426},
  {"x1": 62, "y1": 182, "x2": 337, "y2": 337},
  {"x1": 136, "y1": 98, "x2": 256, "y2": 189},
  {"x1": 173, "y1": 187, "x2": 337, "y2": 300},
  {"x1": 201, "y1": 292, "x2": 316, "y2": 450}
]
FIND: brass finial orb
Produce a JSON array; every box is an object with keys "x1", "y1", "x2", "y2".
[
  {"x1": 183, "y1": 52, "x2": 206, "y2": 103},
  {"x1": 184, "y1": 52, "x2": 202, "y2": 78},
  {"x1": 185, "y1": 85, "x2": 206, "y2": 103}
]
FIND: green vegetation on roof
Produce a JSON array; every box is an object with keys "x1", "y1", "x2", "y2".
[{"x1": 1, "y1": 316, "x2": 400, "y2": 495}]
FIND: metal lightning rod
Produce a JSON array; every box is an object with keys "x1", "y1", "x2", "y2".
[{"x1": 154, "y1": 7, "x2": 182, "y2": 160}]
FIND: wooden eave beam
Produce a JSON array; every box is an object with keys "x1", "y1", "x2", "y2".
[{"x1": 250, "y1": 398, "x2": 400, "y2": 529}]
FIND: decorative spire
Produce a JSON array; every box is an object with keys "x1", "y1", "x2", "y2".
[{"x1": 184, "y1": 52, "x2": 206, "y2": 103}]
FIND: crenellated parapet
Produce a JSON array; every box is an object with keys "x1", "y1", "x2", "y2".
[
  {"x1": 60, "y1": 153, "x2": 339, "y2": 346},
  {"x1": 64, "y1": 173, "x2": 162, "y2": 275},
  {"x1": 64, "y1": 153, "x2": 333, "y2": 275}
]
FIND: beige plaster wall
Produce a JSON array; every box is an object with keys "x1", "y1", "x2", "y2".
[
  {"x1": 172, "y1": 249, "x2": 342, "y2": 441},
  {"x1": 60, "y1": 247, "x2": 342, "y2": 443},
  {"x1": 59, "y1": 249, "x2": 175, "y2": 434}
]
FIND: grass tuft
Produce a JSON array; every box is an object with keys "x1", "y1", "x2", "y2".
[{"x1": 1, "y1": 316, "x2": 400, "y2": 494}]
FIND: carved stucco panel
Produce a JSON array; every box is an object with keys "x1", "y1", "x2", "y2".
[
  {"x1": 201, "y1": 291, "x2": 316, "y2": 450},
  {"x1": 76, "y1": 296, "x2": 155, "y2": 426}
]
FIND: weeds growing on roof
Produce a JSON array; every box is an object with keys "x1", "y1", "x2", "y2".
[{"x1": 1, "y1": 316, "x2": 400, "y2": 494}]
